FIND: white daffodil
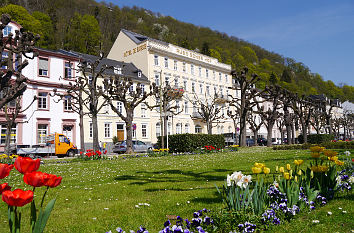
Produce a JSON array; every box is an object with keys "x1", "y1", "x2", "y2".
[{"x1": 241, "y1": 175, "x2": 252, "y2": 188}]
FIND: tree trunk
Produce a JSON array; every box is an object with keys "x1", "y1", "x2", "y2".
[
  {"x1": 253, "y1": 130, "x2": 258, "y2": 146},
  {"x1": 239, "y1": 113, "x2": 247, "y2": 147},
  {"x1": 79, "y1": 90, "x2": 85, "y2": 152},
  {"x1": 207, "y1": 121, "x2": 212, "y2": 134},
  {"x1": 125, "y1": 109, "x2": 134, "y2": 154},
  {"x1": 92, "y1": 113, "x2": 99, "y2": 151},
  {"x1": 302, "y1": 122, "x2": 308, "y2": 143},
  {"x1": 286, "y1": 125, "x2": 291, "y2": 145},
  {"x1": 4, "y1": 123, "x2": 13, "y2": 155},
  {"x1": 280, "y1": 130, "x2": 284, "y2": 145},
  {"x1": 266, "y1": 123, "x2": 273, "y2": 147}
]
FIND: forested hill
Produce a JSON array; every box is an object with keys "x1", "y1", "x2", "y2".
[{"x1": 1, "y1": 0, "x2": 353, "y2": 102}]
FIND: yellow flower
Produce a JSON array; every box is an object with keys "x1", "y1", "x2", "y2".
[
  {"x1": 310, "y1": 146, "x2": 325, "y2": 152},
  {"x1": 254, "y1": 162, "x2": 265, "y2": 168},
  {"x1": 311, "y1": 152, "x2": 321, "y2": 158},
  {"x1": 297, "y1": 170, "x2": 302, "y2": 176},
  {"x1": 286, "y1": 164, "x2": 291, "y2": 171},
  {"x1": 311, "y1": 165, "x2": 329, "y2": 173},
  {"x1": 324, "y1": 150, "x2": 337, "y2": 158},
  {"x1": 335, "y1": 160, "x2": 344, "y2": 166},
  {"x1": 252, "y1": 167, "x2": 262, "y2": 174},
  {"x1": 328, "y1": 156, "x2": 338, "y2": 161},
  {"x1": 275, "y1": 166, "x2": 278, "y2": 172},
  {"x1": 279, "y1": 167, "x2": 285, "y2": 173},
  {"x1": 263, "y1": 167, "x2": 270, "y2": 174},
  {"x1": 290, "y1": 169, "x2": 293, "y2": 177},
  {"x1": 283, "y1": 172, "x2": 291, "y2": 180},
  {"x1": 294, "y1": 175, "x2": 298, "y2": 182},
  {"x1": 294, "y1": 160, "x2": 304, "y2": 166}
]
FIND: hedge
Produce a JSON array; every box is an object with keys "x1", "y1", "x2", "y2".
[
  {"x1": 157, "y1": 133, "x2": 225, "y2": 153},
  {"x1": 273, "y1": 141, "x2": 354, "y2": 150},
  {"x1": 298, "y1": 134, "x2": 334, "y2": 144}
]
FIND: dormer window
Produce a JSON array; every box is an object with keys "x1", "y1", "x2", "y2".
[
  {"x1": 3, "y1": 26, "x2": 11, "y2": 37},
  {"x1": 138, "y1": 71, "x2": 142, "y2": 78},
  {"x1": 114, "y1": 66, "x2": 122, "y2": 75}
]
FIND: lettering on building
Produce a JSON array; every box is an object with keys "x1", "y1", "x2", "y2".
[
  {"x1": 176, "y1": 48, "x2": 212, "y2": 63},
  {"x1": 124, "y1": 43, "x2": 147, "y2": 57}
]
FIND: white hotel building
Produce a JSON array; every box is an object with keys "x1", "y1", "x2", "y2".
[{"x1": 107, "y1": 29, "x2": 235, "y2": 143}]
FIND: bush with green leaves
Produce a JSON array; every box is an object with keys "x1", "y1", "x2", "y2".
[
  {"x1": 157, "y1": 133, "x2": 225, "y2": 153},
  {"x1": 298, "y1": 134, "x2": 334, "y2": 144}
]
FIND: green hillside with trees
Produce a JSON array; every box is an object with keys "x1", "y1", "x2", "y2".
[{"x1": 1, "y1": 0, "x2": 353, "y2": 102}]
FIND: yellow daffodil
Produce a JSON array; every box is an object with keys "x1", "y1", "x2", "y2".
[
  {"x1": 252, "y1": 167, "x2": 262, "y2": 174},
  {"x1": 294, "y1": 160, "x2": 304, "y2": 166},
  {"x1": 294, "y1": 175, "x2": 298, "y2": 182},
  {"x1": 254, "y1": 162, "x2": 266, "y2": 169},
  {"x1": 310, "y1": 146, "x2": 325, "y2": 153},
  {"x1": 263, "y1": 167, "x2": 270, "y2": 174},
  {"x1": 290, "y1": 169, "x2": 293, "y2": 177},
  {"x1": 275, "y1": 166, "x2": 278, "y2": 172},
  {"x1": 279, "y1": 167, "x2": 285, "y2": 173},
  {"x1": 311, "y1": 165, "x2": 329, "y2": 173},
  {"x1": 297, "y1": 170, "x2": 302, "y2": 176},
  {"x1": 286, "y1": 164, "x2": 291, "y2": 171},
  {"x1": 283, "y1": 172, "x2": 291, "y2": 180},
  {"x1": 335, "y1": 160, "x2": 344, "y2": 166},
  {"x1": 328, "y1": 156, "x2": 338, "y2": 161},
  {"x1": 324, "y1": 150, "x2": 337, "y2": 158},
  {"x1": 311, "y1": 152, "x2": 321, "y2": 158}
]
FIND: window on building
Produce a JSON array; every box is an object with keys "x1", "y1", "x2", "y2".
[
  {"x1": 183, "y1": 80, "x2": 187, "y2": 91},
  {"x1": 38, "y1": 57, "x2": 49, "y2": 76},
  {"x1": 219, "y1": 72, "x2": 222, "y2": 81},
  {"x1": 104, "y1": 123, "x2": 111, "y2": 138},
  {"x1": 38, "y1": 92, "x2": 48, "y2": 109},
  {"x1": 142, "y1": 124, "x2": 147, "y2": 138},
  {"x1": 184, "y1": 101, "x2": 188, "y2": 114},
  {"x1": 192, "y1": 82, "x2": 195, "y2": 92},
  {"x1": 164, "y1": 57, "x2": 168, "y2": 68},
  {"x1": 64, "y1": 96, "x2": 72, "y2": 111},
  {"x1": 104, "y1": 104, "x2": 110, "y2": 114},
  {"x1": 141, "y1": 103, "x2": 146, "y2": 117},
  {"x1": 156, "y1": 123, "x2": 161, "y2": 138},
  {"x1": 174, "y1": 78, "x2": 178, "y2": 87},
  {"x1": 88, "y1": 75, "x2": 93, "y2": 85},
  {"x1": 176, "y1": 100, "x2": 180, "y2": 112},
  {"x1": 3, "y1": 26, "x2": 12, "y2": 36},
  {"x1": 213, "y1": 70, "x2": 216, "y2": 80},
  {"x1": 114, "y1": 66, "x2": 122, "y2": 75},
  {"x1": 1, "y1": 51, "x2": 8, "y2": 69},
  {"x1": 221, "y1": 126, "x2": 224, "y2": 134},
  {"x1": 200, "y1": 84, "x2": 203, "y2": 94},
  {"x1": 155, "y1": 73, "x2": 160, "y2": 86},
  {"x1": 168, "y1": 123, "x2": 171, "y2": 135},
  {"x1": 129, "y1": 84, "x2": 134, "y2": 93},
  {"x1": 182, "y1": 62, "x2": 186, "y2": 72},
  {"x1": 185, "y1": 124, "x2": 190, "y2": 133},
  {"x1": 37, "y1": 124, "x2": 48, "y2": 144},
  {"x1": 193, "y1": 103, "x2": 197, "y2": 113},
  {"x1": 117, "y1": 101, "x2": 123, "y2": 113},
  {"x1": 156, "y1": 98, "x2": 160, "y2": 111},
  {"x1": 64, "y1": 61, "x2": 73, "y2": 78},
  {"x1": 132, "y1": 127, "x2": 136, "y2": 138},
  {"x1": 89, "y1": 122, "x2": 93, "y2": 138},
  {"x1": 206, "y1": 86, "x2": 210, "y2": 95},
  {"x1": 140, "y1": 84, "x2": 145, "y2": 95},
  {"x1": 176, "y1": 123, "x2": 182, "y2": 134},
  {"x1": 191, "y1": 64, "x2": 194, "y2": 75},
  {"x1": 228, "y1": 126, "x2": 232, "y2": 133},
  {"x1": 174, "y1": 60, "x2": 177, "y2": 70},
  {"x1": 195, "y1": 125, "x2": 202, "y2": 134},
  {"x1": 206, "y1": 69, "x2": 209, "y2": 78},
  {"x1": 214, "y1": 86, "x2": 217, "y2": 95},
  {"x1": 0, "y1": 124, "x2": 16, "y2": 145},
  {"x1": 165, "y1": 76, "x2": 170, "y2": 86},
  {"x1": 199, "y1": 67, "x2": 202, "y2": 76},
  {"x1": 154, "y1": 55, "x2": 159, "y2": 66},
  {"x1": 225, "y1": 74, "x2": 228, "y2": 82}
]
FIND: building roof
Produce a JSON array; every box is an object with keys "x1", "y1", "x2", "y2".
[{"x1": 121, "y1": 28, "x2": 169, "y2": 46}]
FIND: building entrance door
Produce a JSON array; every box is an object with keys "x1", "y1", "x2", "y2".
[{"x1": 117, "y1": 124, "x2": 124, "y2": 142}]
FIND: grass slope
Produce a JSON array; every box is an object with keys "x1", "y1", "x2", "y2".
[{"x1": 0, "y1": 147, "x2": 353, "y2": 232}]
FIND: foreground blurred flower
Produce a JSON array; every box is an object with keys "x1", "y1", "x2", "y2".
[
  {"x1": 263, "y1": 167, "x2": 270, "y2": 174},
  {"x1": 311, "y1": 152, "x2": 321, "y2": 159},
  {"x1": 45, "y1": 174, "x2": 62, "y2": 188},
  {"x1": 241, "y1": 175, "x2": 252, "y2": 188},
  {"x1": 310, "y1": 146, "x2": 324, "y2": 153},
  {"x1": 286, "y1": 164, "x2": 291, "y2": 171},
  {"x1": 0, "y1": 183, "x2": 11, "y2": 194},
  {"x1": 0, "y1": 163, "x2": 14, "y2": 179},
  {"x1": 324, "y1": 150, "x2": 337, "y2": 158},
  {"x1": 252, "y1": 167, "x2": 262, "y2": 174},
  {"x1": 283, "y1": 172, "x2": 291, "y2": 180},
  {"x1": 328, "y1": 156, "x2": 338, "y2": 162},
  {"x1": 2, "y1": 189, "x2": 34, "y2": 207},
  {"x1": 335, "y1": 160, "x2": 344, "y2": 166},
  {"x1": 14, "y1": 156, "x2": 40, "y2": 174},
  {"x1": 23, "y1": 171, "x2": 49, "y2": 187},
  {"x1": 311, "y1": 165, "x2": 329, "y2": 173}
]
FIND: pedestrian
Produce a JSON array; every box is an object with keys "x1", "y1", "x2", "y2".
[{"x1": 99, "y1": 141, "x2": 102, "y2": 152}]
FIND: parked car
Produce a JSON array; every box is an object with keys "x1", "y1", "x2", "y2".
[
  {"x1": 257, "y1": 138, "x2": 267, "y2": 146},
  {"x1": 112, "y1": 140, "x2": 153, "y2": 154},
  {"x1": 246, "y1": 138, "x2": 255, "y2": 146}
]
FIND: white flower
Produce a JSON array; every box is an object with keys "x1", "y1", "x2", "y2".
[
  {"x1": 227, "y1": 171, "x2": 244, "y2": 186},
  {"x1": 349, "y1": 176, "x2": 354, "y2": 184},
  {"x1": 327, "y1": 211, "x2": 332, "y2": 215},
  {"x1": 344, "y1": 151, "x2": 351, "y2": 156},
  {"x1": 312, "y1": 220, "x2": 320, "y2": 223},
  {"x1": 240, "y1": 175, "x2": 252, "y2": 189},
  {"x1": 343, "y1": 210, "x2": 347, "y2": 213}
]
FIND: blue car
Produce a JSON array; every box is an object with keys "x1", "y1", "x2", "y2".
[{"x1": 113, "y1": 140, "x2": 153, "y2": 154}]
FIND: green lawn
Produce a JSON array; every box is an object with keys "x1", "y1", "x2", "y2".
[{"x1": 0, "y1": 147, "x2": 353, "y2": 232}]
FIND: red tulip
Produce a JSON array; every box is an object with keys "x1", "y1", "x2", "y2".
[
  {"x1": 0, "y1": 163, "x2": 14, "y2": 179},
  {"x1": 2, "y1": 189, "x2": 34, "y2": 207},
  {"x1": 45, "y1": 174, "x2": 62, "y2": 188},
  {"x1": 23, "y1": 171, "x2": 49, "y2": 187},
  {"x1": 0, "y1": 183, "x2": 11, "y2": 194},
  {"x1": 14, "y1": 156, "x2": 40, "y2": 174}
]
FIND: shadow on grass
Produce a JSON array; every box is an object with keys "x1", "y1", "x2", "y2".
[
  {"x1": 143, "y1": 186, "x2": 215, "y2": 192},
  {"x1": 192, "y1": 196, "x2": 221, "y2": 205},
  {"x1": 114, "y1": 169, "x2": 231, "y2": 187}
]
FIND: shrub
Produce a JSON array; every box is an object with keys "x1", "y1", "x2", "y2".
[
  {"x1": 157, "y1": 133, "x2": 225, "y2": 153},
  {"x1": 298, "y1": 134, "x2": 334, "y2": 144}
]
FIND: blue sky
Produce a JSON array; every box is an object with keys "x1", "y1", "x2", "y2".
[{"x1": 109, "y1": 0, "x2": 354, "y2": 86}]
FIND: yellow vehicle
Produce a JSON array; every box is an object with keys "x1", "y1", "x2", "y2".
[{"x1": 17, "y1": 133, "x2": 78, "y2": 157}]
